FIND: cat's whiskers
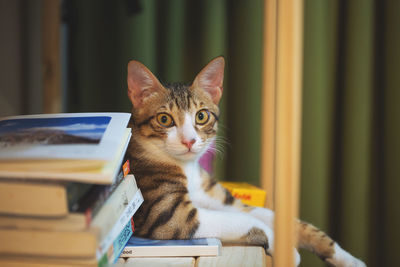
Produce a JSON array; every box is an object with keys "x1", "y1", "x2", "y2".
[{"x1": 213, "y1": 136, "x2": 228, "y2": 154}]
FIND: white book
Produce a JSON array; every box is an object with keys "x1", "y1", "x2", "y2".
[
  {"x1": 95, "y1": 188, "x2": 144, "y2": 259},
  {"x1": 121, "y1": 237, "x2": 221, "y2": 258},
  {"x1": 0, "y1": 112, "x2": 131, "y2": 184}
]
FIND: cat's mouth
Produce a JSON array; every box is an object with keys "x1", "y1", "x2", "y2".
[
  {"x1": 180, "y1": 150, "x2": 196, "y2": 156},
  {"x1": 172, "y1": 149, "x2": 200, "y2": 161},
  {"x1": 163, "y1": 142, "x2": 206, "y2": 161}
]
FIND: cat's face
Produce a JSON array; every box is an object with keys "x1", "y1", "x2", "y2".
[{"x1": 127, "y1": 57, "x2": 224, "y2": 162}]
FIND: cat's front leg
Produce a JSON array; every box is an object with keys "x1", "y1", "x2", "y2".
[
  {"x1": 193, "y1": 208, "x2": 301, "y2": 266},
  {"x1": 247, "y1": 206, "x2": 275, "y2": 228},
  {"x1": 194, "y1": 208, "x2": 273, "y2": 252}
]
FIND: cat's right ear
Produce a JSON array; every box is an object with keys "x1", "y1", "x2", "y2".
[
  {"x1": 127, "y1": 60, "x2": 165, "y2": 109},
  {"x1": 192, "y1": 56, "x2": 225, "y2": 105}
]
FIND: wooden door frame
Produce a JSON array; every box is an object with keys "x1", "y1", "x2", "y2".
[
  {"x1": 42, "y1": 0, "x2": 61, "y2": 113},
  {"x1": 261, "y1": 0, "x2": 304, "y2": 266}
]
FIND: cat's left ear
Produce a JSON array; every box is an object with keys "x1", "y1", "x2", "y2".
[{"x1": 192, "y1": 56, "x2": 225, "y2": 105}]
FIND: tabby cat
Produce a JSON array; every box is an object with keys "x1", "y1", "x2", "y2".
[{"x1": 126, "y1": 57, "x2": 365, "y2": 267}]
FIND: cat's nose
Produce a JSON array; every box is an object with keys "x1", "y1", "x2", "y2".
[{"x1": 181, "y1": 139, "x2": 196, "y2": 149}]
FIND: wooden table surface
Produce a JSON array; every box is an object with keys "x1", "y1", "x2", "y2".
[{"x1": 117, "y1": 246, "x2": 269, "y2": 267}]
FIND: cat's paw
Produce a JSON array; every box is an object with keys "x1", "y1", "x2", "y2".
[
  {"x1": 261, "y1": 227, "x2": 300, "y2": 266},
  {"x1": 325, "y1": 243, "x2": 366, "y2": 267},
  {"x1": 263, "y1": 226, "x2": 274, "y2": 256},
  {"x1": 294, "y1": 248, "x2": 301, "y2": 266}
]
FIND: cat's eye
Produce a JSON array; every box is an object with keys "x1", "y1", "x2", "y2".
[
  {"x1": 157, "y1": 113, "x2": 174, "y2": 127},
  {"x1": 195, "y1": 109, "x2": 210, "y2": 125}
]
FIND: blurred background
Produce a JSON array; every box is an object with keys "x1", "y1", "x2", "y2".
[{"x1": 0, "y1": 0, "x2": 399, "y2": 266}]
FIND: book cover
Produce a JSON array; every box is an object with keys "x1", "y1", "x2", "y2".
[
  {"x1": 120, "y1": 236, "x2": 221, "y2": 258},
  {"x1": 0, "y1": 112, "x2": 131, "y2": 184},
  {"x1": 0, "y1": 113, "x2": 129, "y2": 160}
]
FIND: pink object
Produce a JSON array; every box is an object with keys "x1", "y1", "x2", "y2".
[{"x1": 199, "y1": 142, "x2": 215, "y2": 174}]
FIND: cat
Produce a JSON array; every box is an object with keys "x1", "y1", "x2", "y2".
[{"x1": 126, "y1": 56, "x2": 366, "y2": 267}]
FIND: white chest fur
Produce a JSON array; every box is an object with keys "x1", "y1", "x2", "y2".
[
  {"x1": 183, "y1": 161, "x2": 235, "y2": 211},
  {"x1": 183, "y1": 161, "x2": 217, "y2": 209},
  {"x1": 183, "y1": 161, "x2": 203, "y2": 199}
]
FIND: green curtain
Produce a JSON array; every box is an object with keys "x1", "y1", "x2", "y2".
[
  {"x1": 67, "y1": 1, "x2": 399, "y2": 266},
  {"x1": 66, "y1": 0, "x2": 263, "y2": 184},
  {"x1": 300, "y1": 0, "x2": 338, "y2": 265},
  {"x1": 382, "y1": 1, "x2": 400, "y2": 266},
  {"x1": 301, "y1": 0, "x2": 400, "y2": 266}
]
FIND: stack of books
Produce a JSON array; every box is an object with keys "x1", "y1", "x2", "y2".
[{"x1": 0, "y1": 113, "x2": 143, "y2": 266}]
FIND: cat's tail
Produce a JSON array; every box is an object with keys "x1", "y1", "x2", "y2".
[{"x1": 297, "y1": 221, "x2": 366, "y2": 267}]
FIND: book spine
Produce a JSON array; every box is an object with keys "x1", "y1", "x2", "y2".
[
  {"x1": 96, "y1": 220, "x2": 134, "y2": 267},
  {"x1": 107, "y1": 219, "x2": 134, "y2": 264},
  {"x1": 71, "y1": 158, "x2": 130, "y2": 225},
  {"x1": 86, "y1": 158, "x2": 131, "y2": 222},
  {"x1": 95, "y1": 189, "x2": 143, "y2": 260}
]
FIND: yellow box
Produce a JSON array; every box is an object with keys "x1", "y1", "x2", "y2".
[{"x1": 220, "y1": 182, "x2": 266, "y2": 207}]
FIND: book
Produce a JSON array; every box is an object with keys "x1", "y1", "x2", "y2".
[
  {"x1": 220, "y1": 182, "x2": 267, "y2": 207},
  {"x1": 0, "y1": 175, "x2": 144, "y2": 258},
  {"x1": 105, "y1": 219, "x2": 134, "y2": 264},
  {"x1": 0, "y1": 158, "x2": 130, "y2": 217},
  {"x1": 0, "y1": 212, "x2": 136, "y2": 267},
  {"x1": 93, "y1": 183, "x2": 143, "y2": 259},
  {"x1": 0, "y1": 173, "x2": 141, "y2": 238},
  {"x1": 0, "y1": 112, "x2": 131, "y2": 184},
  {"x1": 0, "y1": 179, "x2": 71, "y2": 217},
  {"x1": 0, "y1": 112, "x2": 139, "y2": 266},
  {"x1": 0, "y1": 213, "x2": 88, "y2": 233},
  {"x1": 0, "y1": 256, "x2": 100, "y2": 267},
  {"x1": 120, "y1": 236, "x2": 221, "y2": 258}
]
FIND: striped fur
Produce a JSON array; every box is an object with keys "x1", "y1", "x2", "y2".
[{"x1": 126, "y1": 57, "x2": 365, "y2": 267}]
